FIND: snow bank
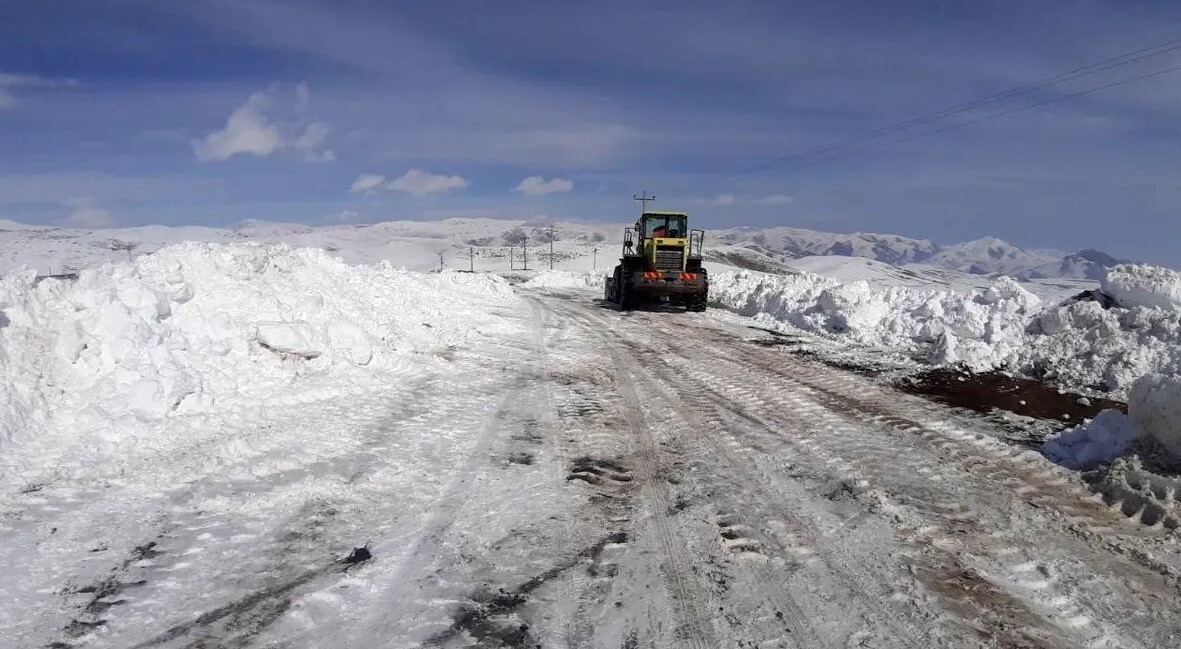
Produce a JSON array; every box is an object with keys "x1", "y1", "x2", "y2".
[
  {"x1": 0, "y1": 242, "x2": 520, "y2": 456},
  {"x1": 522, "y1": 270, "x2": 606, "y2": 290},
  {"x1": 1041, "y1": 410, "x2": 1137, "y2": 469},
  {"x1": 1101, "y1": 264, "x2": 1181, "y2": 311},
  {"x1": 711, "y1": 271, "x2": 1041, "y2": 370},
  {"x1": 1023, "y1": 299, "x2": 1181, "y2": 392},
  {"x1": 713, "y1": 266, "x2": 1181, "y2": 396}
]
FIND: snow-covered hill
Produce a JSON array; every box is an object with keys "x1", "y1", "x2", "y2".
[
  {"x1": 712, "y1": 227, "x2": 941, "y2": 265},
  {"x1": 777, "y1": 255, "x2": 1095, "y2": 303},
  {"x1": 709, "y1": 227, "x2": 1122, "y2": 280},
  {"x1": 0, "y1": 217, "x2": 1125, "y2": 282}
]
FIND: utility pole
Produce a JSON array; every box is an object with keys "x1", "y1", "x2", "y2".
[
  {"x1": 469, "y1": 246, "x2": 474, "y2": 272},
  {"x1": 438, "y1": 251, "x2": 444, "y2": 272},
  {"x1": 510, "y1": 247, "x2": 514, "y2": 270},
  {"x1": 633, "y1": 190, "x2": 656, "y2": 216},
  {"x1": 548, "y1": 223, "x2": 555, "y2": 270},
  {"x1": 593, "y1": 246, "x2": 598, "y2": 270},
  {"x1": 523, "y1": 234, "x2": 528, "y2": 271}
]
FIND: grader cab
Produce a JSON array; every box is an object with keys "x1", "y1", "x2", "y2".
[{"x1": 604, "y1": 211, "x2": 708, "y2": 311}]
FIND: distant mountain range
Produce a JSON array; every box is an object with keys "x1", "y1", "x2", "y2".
[
  {"x1": 0, "y1": 217, "x2": 1126, "y2": 281},
  {"x1": 707, "y1": 227, "x2": 1125, "y2": 280}
]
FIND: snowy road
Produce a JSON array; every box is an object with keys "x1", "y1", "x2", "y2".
[{"x1": 4, "y1": 287, "x2": 1180, "y2": 648}]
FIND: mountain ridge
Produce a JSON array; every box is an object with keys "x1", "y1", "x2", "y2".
[
  {"x1": 0, "y1": 216, "x2": 1128, "y2": 280},
  {"x1": 707, "y1": 226, "x2": 1122, "y2": 280}
]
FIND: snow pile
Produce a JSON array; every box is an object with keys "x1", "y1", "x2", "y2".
[
  {"x1": 1041, "y1": 410, "x2": 1137, "y2": 469},
  {"x1": 0, "y1": 317, "x2": 43, "y2": 455},
  {"x1": 713, "y1": 266, "x2": 1181, "y2": 396},
  {"x1": 1024, "y1": 299, "x2": 1181, "y2": 392},
  {"x1": 522, "y1": 270, "x2": 607, "y2": 290},
  {"x1": 256, "y1": 322, "x2": 324, "y2": 358},
  {"x1": 1100, "y1": 264, "x2": 1181, "y2": 311},
  {"x1": 1128, "y1": 374, "x2": 1181, "y2": 457},
  {"x1": 710, "y1": 270, "x2": 1041, "y2": 370},
  {"x1": 0, "y1": 242, "x2": 520, "y2": 456},
  {"x1": 1042, "y1": 373, "x2": 1181, "y2": 468}
]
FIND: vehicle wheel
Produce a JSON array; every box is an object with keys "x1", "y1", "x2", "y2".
[{"x1": 688, "y1": 270, "x2": 709, "y2": 312}]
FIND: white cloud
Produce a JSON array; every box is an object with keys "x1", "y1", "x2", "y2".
[
  {"x1": 756, "y1": 193, "x2": 794, "y2": 205},
  {"x1": 388, "y1": 169, "x2": 468, "y2": 195},
  {"x1": 295, "y1": 122, "x2": 335, "y2": 161},
  {"x1": 711, "y1": 193, "x2": 736, "y2": 206},
  {"x1": 513, "y1": 176, "x2": 573, "y2": 195},
  {"x1": 192, "y1": 84, "x2": 334, "y2": 162},
  {"x1": 348, "y1": 169, "x2": 468, "y2": 195},
  {"x1": 60, "y1": 198, "x2": 115, "y2": 228},
  {"x1": 192, "y1": 92, "x2": 284, "y2": 161},
  {"x1": 349, "y1": 173, "x2": 387, "y2": 194}
]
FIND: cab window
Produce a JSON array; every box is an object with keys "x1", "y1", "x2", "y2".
[{"x1": 643, "y1": 215, "x2": 686, "y2": 238}]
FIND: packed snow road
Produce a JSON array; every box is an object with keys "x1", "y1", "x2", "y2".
[{"x1": 3, "y1": 286, "x2": 1180, "y2": 648}]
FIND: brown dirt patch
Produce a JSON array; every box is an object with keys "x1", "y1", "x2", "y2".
[{"x1": 896, "y1": 368, "x2": 1125, "y2": 424}]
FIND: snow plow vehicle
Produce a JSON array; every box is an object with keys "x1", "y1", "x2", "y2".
[{"x1": 604, "y1": 210, "x2": 708, "y2": 311}]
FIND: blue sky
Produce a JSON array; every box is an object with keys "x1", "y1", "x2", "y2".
[{"x1": 2, "y1": 0, "x2": 1181, "y2": 263}]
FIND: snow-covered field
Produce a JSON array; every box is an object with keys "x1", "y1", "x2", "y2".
[
  {"x1": 0, "y1": 217, "x2": 620, "y2": 277},
  {"x1": 0, "y1": 216, "x2": 1122, "y2": 282},
  {"x1": 2, "y1": 217, "x2": 1180, "y2": 648}
]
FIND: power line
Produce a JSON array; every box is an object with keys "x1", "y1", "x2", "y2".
[
  {"x1": 633, "y1": 190, "x2": 656, "y2": 214},
  {"x1": 741, "y1": 35, "x2": 1181, "y2": 175},
  {"x1": 763, "y1": 59, "x2": 1181, "y2": 173}
]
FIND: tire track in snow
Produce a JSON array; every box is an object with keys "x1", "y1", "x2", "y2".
[
  {"x1": 626, "y1": 350, "x2": 936, "y2": 648},
  {"x1": 667, "y1": 353, "x2": 1150, "y2": 649},
  {"x1": 360, "y1": 365, "x2": 559, "y2": 643},
  {"x1": 550, "y1": 299, "x2": 838, "y2": 648},
  {"x1": 745, "y1": 346, "x2": 1178, "y2": 534},
  {"x1": 536, "y1": 298, "x2": 730, "y2": 647},
  {"x1": 553, "y1": 298, "x2": 1167, "y2": 648},
  {"x1": 526, "y1": 296, "x2": 629, "y2": 648},
  {"x1": 687, "y1": 317, "x2": 1181, "y2": 537},
  {"x1": 665, "y1": 313, "x2": 1175, "y2": 537},
  {"x1": 350, "y1": 297, "x2": 636, "y2": 648},
  {"x1": 121, "y1": 375, "x2": 505, "y2": 648},
  {"x1": 706, "y1": 336, "x2": 1181, "y2": 588},
  {"x1": 631, "y1": 313, "x2": 1174, "y2": 649},
  {"x1": 3, "y1": 384, "x2": 417, "y2": 649},
  {"x1": 606, "y1": 346, "x2": 720, "y2": 649},
  {"x1": 66, "y1": 321, "x2": 552, "y2": 648}
]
